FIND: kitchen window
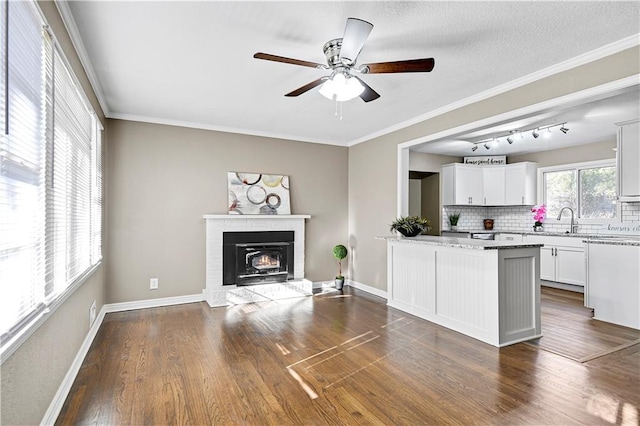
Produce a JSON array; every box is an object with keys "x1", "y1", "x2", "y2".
[
  {"x1": 539, "y1": 160, "x2": 618, "y2": 222},
  {"x1": 0, "y1": 0, "x2": 102, "y2": 358}
]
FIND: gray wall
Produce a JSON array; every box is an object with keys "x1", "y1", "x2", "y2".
[
  {"x1": 1, "y1": 2, "x2": 107, "y2": 425},
  {"x1": 348, "y1": 47, "x2": 639, "y2": 291},
  {"x1": 509, "y1": 139, "x2": 616, "y2": 166},
  {"x1": 106, "y1": 119, "x2": 348, "y2": 303},
  {"x1": 421, "y1": 175, "x2": 441, "y2": 236}
]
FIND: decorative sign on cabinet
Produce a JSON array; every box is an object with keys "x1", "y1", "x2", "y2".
[{"x1": 442, "y1": 162, "x2": 537, "y2": 206}]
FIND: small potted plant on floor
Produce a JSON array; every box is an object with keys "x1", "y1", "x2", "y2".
[
  {"x1": 333, "y1": 244, "x2": 348, "y2": 290},
  {"x1": 390, "y1": 216, "x2": 431, "y2": 237},
  {"x1": 448, "y1": 212, "x2": 460, "y2": 231}
]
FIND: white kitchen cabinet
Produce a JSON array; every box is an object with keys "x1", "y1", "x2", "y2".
[
  {"x1": 617, "y1": 119, "x2": 640, "y2": 201},
  {"x1": 526, "y1": 235, "x2": 585, "y2": 286},
  {"x1": 442, "y1": 164, "x2": 483, "y2": 205},
  {"x1": 586, "y1": 242, "x2": 639, "y2": 329},
  {"x1": 483, "y1": 167, "x2": 505, "y2": 205},
  {"x1": 505, "y1": 162, "x2": 537, "y2": 205},
  {"x1": 442, "y1": 162, "x2": 537, "y2": 206}
]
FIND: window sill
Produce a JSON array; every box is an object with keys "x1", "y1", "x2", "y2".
[{"x1": 0, "y1": 261, "x2": 102, "y2": 365}]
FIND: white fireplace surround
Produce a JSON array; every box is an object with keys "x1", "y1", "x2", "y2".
[{"x1": 203, "y1": 214, "x2": 311, "y2": 307}]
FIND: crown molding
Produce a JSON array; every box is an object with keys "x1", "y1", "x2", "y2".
[
  {"x1": 109, "y1": 112, "x2": 346, "y2": 147},
  {"x1": 54, "y1": 0, "x2": 111, "y2": 117},
  {"x1": 349, "y1": 33, "x2": 640, "y2": 147}
]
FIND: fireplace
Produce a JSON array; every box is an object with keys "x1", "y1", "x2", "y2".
[{"x1": 223, "y1": 231, "x2": 294, "y2": 286}]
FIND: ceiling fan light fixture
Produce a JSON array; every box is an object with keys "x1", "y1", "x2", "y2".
[{"x1": 319, "y1": 73, "x2": 363, "y2": 101}]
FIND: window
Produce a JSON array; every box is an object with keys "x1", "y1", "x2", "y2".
[
  {"x1": 0, "y1": 0, "x2": 102, "y2": 353},
  {"x1": 540, "y1": 160, "x2": 617, "y2": 222}
]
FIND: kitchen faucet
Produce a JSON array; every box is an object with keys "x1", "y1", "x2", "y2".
[{"x1": 557, "y1": 206, "x2": 578, "y2": 233}]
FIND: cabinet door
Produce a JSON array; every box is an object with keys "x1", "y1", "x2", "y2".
[
  {"x1": 483, "y1": 167, "x2": 505, "y2": 205},
  {"x1": 619, "y1": 121, "x2": 640, "y2": 198},
  {"x1": 556, "y1": 246, "x2": 585, "y2": 286},
  {"x1": 456, "y1": 166, "x2": 483, "y2": 205},
  {"x1": 539, "y1": 246, "x2": 555, "y2": 281},
  {"x1": 505, "y1": 163, "x2": 537, "y2": 205}
]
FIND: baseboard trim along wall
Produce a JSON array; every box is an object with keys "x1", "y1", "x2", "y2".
[
  {"x1": 346, "y1": 279, "x2": 388, "y2": 300},
  {"x1": 40, "y1": 282, "x2": 386, "y2": 424}
]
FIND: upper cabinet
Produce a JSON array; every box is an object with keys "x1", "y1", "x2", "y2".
[
  {"x1": 617, "y1": 119, "x2": 640, "y2": 201},
  {"x1": 505, "y1": 162, "x2": 537, "y2": 205},
  {"x1": 442, "y1": 162, "x2": 537, "y2": 206},
  {"x1": 442, "y1": 164, "x2": 483, "y2": 205}
]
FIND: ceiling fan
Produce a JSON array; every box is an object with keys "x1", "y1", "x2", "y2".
[{"x1": 253, "y1": 18, "x2": 435, "y2": 103}]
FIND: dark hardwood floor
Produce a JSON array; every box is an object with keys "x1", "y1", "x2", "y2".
[
  {"x1": 56, "y1": 286, "x2": 640, "y2": 425},
  {"x1": 527, "y1": 287, "x2": 640, "y2": 362}
]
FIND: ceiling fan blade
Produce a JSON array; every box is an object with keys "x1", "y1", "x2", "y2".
[
  {"x1": 363, "y1": 58, "x2": 435, "y2": 74},
  {"x1": 285, "y1": 77, "x2": 328, "y2": 97},
  {"x1": 353, "y1": 76, "x2": 380, "y2": 102},
  {"x1": 339, "y1": 18, "x2": 373, "y2": 65},
  {"x1": 253, "y1": 52, "x2": 324, "y2": 69}
]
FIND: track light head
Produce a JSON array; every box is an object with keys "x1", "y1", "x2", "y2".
[
  {"x1": 506, "y1": 135, "x2": 514, "y2": 144},
  {"x1": 560, "y1": 125, "x2": 569, "y2": 134},
  {"x1": 471, "y1": 145, "x2": 478, "y2": 152},
  {"x1": 484, "y1": 143, "x2": 490, "y2": 150},
  {"x1": 532, "y1": 128, "x2": 540, "y2": 138}
]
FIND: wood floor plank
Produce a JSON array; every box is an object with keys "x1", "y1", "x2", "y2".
[{"x1": 56, "y1": 286, "x2": 640, "y2": 425}]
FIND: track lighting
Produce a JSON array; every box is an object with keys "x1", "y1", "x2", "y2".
[{"x1": 468, "y1": 122, "x2": 568, "y2": 151}]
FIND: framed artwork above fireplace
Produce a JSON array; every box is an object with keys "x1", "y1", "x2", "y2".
[{"x1": 228, "y1": 172, "x2": 291, "y2": 215}]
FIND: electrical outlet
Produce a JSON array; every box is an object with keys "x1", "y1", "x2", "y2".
[
  {"x1": 89, "y1": 300, "x2": 97, "y2": 326},
  {"x1": 150, "y1": 278, "x2": 159, "y2": 290}
]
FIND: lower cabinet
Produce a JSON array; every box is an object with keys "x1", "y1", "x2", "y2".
[{"x1": 526, "y1": 236, "x2": 585, "y2": 287}]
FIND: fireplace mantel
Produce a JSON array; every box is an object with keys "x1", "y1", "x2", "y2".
[
  {"x1": 203, "y1": 214, "x2": 311, "y2": 220},
  {"x1": 203, "y1": 214, "x2": 311, "y2": 307}
]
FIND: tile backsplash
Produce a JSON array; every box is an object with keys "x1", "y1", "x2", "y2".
[{"x1": 442, "y1": 202, "x2": 640, "y2": 235}]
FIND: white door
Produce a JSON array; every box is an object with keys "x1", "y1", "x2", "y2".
[
  {"x1": 556, "y1": 246, "x2": 586, "y2": 286},
  {"x1": 483, "y1": 167, "x2": 505, "y2": 205},
  {"x1": 539, "y1": 246, "x2": 556, "y2": 281},
  {"x1": 456, "y1": 166, "x2": 483, "y2": 205}
]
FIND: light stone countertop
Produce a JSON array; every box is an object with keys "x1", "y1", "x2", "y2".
[
  {"x1": 582, "y1": 237, "x2": 640, "y2": 246},
  {"x1": 443, "y1": 229, "x2": 640, "y2": 240},
  {"x1": 378, "y1": 235, "x2": 543, "y2": 250}
]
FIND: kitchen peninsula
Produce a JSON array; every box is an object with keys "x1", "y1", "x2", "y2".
[{"x1": 382, "y1": 235, "x2": 543, "y2": 347}]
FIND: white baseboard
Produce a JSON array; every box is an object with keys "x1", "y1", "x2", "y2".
[
  {"x1": 346, "y1": 279, "x2": 388, "y2": 300},
  {"x1": 41, "y1": 305, "x2": 107, "y2": 425},
  {"x1": 103, "y1": 293, "x2": 205, "y2": 313}
]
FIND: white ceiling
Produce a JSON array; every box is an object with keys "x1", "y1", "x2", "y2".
[{"x1": 60, "y1": 1, "x2": 640, "y2": 149}]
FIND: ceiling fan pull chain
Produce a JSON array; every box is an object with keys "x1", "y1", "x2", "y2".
[{"x1": 334, "y1": 98, "x2": 343, "y2": 121}]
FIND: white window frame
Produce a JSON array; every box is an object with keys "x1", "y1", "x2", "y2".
[
  {"x1": 537, "y1": 159, "x2": 620, "y2": 225},
  {"x1": 0, "y1": 0, "x2": 103, "y2": 363}
]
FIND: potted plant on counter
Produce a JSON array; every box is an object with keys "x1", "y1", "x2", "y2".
[
  {"x1": 390, "y1": 216, "x2": 431, "y2": 237},
  {"x1": 333, "y1": 244, "x2": 348, "y2": 290},
  {"x1": 531, "y1": 204, "x2": 546, "y2": 232},
  {"x1": 448, "y1": 212, "x2": 460, "y2": 231}
]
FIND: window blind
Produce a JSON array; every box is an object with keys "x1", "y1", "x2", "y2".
[{"x1": 0, "y1": 0, "x2": 102, "y2": 348}]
